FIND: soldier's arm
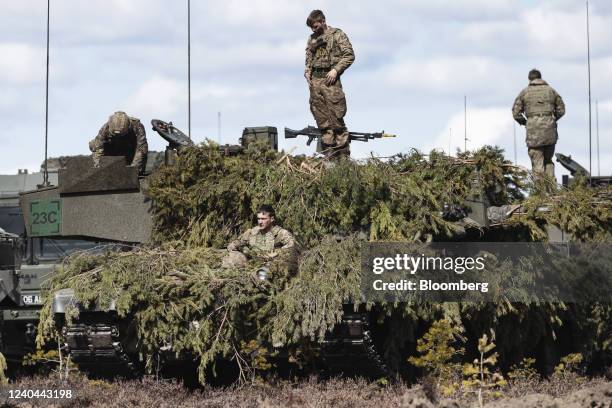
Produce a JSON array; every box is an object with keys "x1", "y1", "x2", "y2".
[
  {"x1": 227, "y1": 229, "x2": 251, "y2": 252},
  {"x1": 263, "y1": 228, "x2": 296, "y2": 260},
  {"x1": 130, "y1": 120, "x2": 148, "y2": 173},
  {"x1": 304, "y1": 39, "x2": 313, "y2": 83},
  {"x1": 332, "y1": 30, "x2": 355, "y2": 76},
  {"x1": 512, "y1": 92, "x2": 526, "y2": 125},
  {"x1": 554, "y1": 92, "x2": 565, "y2": 120},
  {"x1": 275, "y1": 228, "x2": 296, "y2": 250},
  {"x1": 89, "y1": 124, "x2": 109, "y2": 166}
]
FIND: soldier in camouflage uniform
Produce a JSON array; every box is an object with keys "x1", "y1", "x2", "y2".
[
  {"x1": 512, "y1": 69, "x2": 565, "y2": 180},
  {"x1": 89, "y1": 111, "x2": 148, "y2": 174},
  {"x1": 304, "y1": 10, "x2": 355, "y2": 159},
  {"x1": 222, "y1": 204, "x2": 296, "y2": 268}
]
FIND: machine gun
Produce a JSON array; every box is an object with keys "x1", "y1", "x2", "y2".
[
  {"x1": 151, "y1": 119, "x2": 194, "y2": 150},
  {"x1": 555, "y1": 153, "x2": 589, "y2": 177},
  {"x1": 152, "y1": 120, "x2": 278, "y2": 158},
  {"x1": 556, "y1": 152, "x2": 611, "y2": 187},
  {"x1": 285, "y1": 126, "x2": 396, "y2": 147}
]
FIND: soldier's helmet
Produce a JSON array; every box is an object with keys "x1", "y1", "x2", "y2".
[{"x1": 108, "y1": 111, "x2": 130, "y2": 136}]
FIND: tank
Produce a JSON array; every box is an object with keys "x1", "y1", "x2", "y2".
[
  {"x1": 10, "y1": 120, "x2": 609, "y2": 383},
  {"x1": 10, "y1": 120, "x2": 281, "y2": 378}
]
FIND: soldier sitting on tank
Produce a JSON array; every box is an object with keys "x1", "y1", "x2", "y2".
[
  {"x1": 222, "y1": 205, "x2": 296, "y2": 269},
  {"x1": 89, "y1": 111, "x2": 148, "y2": 175}
]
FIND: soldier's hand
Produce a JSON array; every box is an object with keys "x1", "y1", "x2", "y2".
[
  {"x1": 263, "y1": 252, "x2": 278, "y2": 261},
  {"x1": 325, "y1": 69, "x2": 338, "y2": 85}
]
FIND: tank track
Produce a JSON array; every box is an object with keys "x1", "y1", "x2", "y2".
[
  {"x1": 321, "y1": 312, "x2": 389, "y2": 378},
  {"x1": 60, "y1": 311, "x2": 389, "y2": 380},
  {"x1": 60, "y1": 313, "x2": 140, "y2": 378}
]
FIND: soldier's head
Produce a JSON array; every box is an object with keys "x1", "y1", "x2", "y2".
[
  {"x1": 528, "y1": 69, "x2": 542, "y2": 81},
  {"x1": 307, "y1": 10, "x2": 327, "y2": 35},
  {"x1": 256, "y1": 204, "x2": 276, "y2": 232},
  {"x1": 108, "y1": 111, "x2": 130, "y2": 136}
]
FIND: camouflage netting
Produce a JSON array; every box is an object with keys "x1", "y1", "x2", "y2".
[{"x1": 37, "y1": 142, "x2": 611, "y2": 382}]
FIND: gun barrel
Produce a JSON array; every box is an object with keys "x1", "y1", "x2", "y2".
[
  {"x1": 284, "y1": 128, "x2": 301, "y2": 139},
  {"x1": 348, "y1": 131, "x2": 397, "y2": 140}
]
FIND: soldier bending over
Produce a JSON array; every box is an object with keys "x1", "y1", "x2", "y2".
[{"x1": 89, "y1": 111, "x2": 148, "y2": 175}]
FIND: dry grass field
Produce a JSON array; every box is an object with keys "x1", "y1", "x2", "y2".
[{"x1": 1, "y1": 374, "x2": 610, "y2": 408}]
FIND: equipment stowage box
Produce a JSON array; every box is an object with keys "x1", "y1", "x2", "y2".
[{"x1": 241, "y1": 127, "x2": 278, "y2": 151}]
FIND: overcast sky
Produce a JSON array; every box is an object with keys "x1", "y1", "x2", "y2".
[{"x1": 1, "y1": 0, "x2": 610, "y2": 179}]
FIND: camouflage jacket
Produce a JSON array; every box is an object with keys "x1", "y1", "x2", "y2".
[
  {"x1": 512, "y1": 79, "x2": 565, "y2": 148},
  {"x1": 305, "y1": 27, "x2": 355, "y2": 79},
  {"x1": 227, "y1": 225, "x2": 295, "y2": 256},
  {"x1": 89, "y1": 117, "x2": 148, "y2": 172}
]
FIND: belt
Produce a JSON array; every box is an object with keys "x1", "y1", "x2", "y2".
[
  {"x1": 528, "y1": 112, "x2": 553, "y2": 117},
  {"x1": 311, "y1": 68, "x2": 330, "y2": 78}
]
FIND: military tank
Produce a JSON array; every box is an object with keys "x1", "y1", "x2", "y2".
[
  {"x1": 11, "y1": 120, "x2": 609, "y2": 383},
  {"x1": 12, "y1": 121, "x2": 283, "y2": 379},
  {"x1": 8, "y1": 120, "x2": 402, "y2": 379}
]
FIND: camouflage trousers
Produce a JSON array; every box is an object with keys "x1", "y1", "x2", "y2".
[
  {"x1": 528, "y1": 144, "x2": 555, "y2": 180},
  {"x1": 221, "y1": 250, "x2": 248, "y2": 269},
  {"x1": 309, "y1": 77, "x2": 350, "y2": 158}
]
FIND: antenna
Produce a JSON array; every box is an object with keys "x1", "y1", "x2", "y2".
[
  {"x1": 596, "y1": 99, "x2": 600, "y2": 176},
  {"x1": 43, "y1": 0, "x2": 50, "y2": 186},
  {"x1": 464, "y1": 95, "x2": 468, "y2": 152},
  {"x1": 586, "y1": 0, "x2": 592, "y2": 184},
  {"x1": 448, "y1": 128, "x2": 452, "y2": 156},
  {"x1": 187, "y1": 0, "x2": 191, "y2": 140},
  {"x1": 217, "y1": 111, "x2": 221, "y2": 143}
]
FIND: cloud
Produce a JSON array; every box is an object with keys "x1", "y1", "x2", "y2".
[
  {"x1": 457, "y1": 4, "x2": 612, "y2": 59},
  {"x1": 1, "y1": 0, "x2": 611, "y2": 178},
  {"x1": 206, "y1": 0, "x2": 305, "y2": 27},
  {"x1": 426, "y1": 107, "x2": 513, "y2": 153},
  {"x1": 378, "y1": 56, "x2": 515, "y2": 97},
  {"x1": 0, "y1": 43, "x2": 45, "y2": 83},
  {"x1": 125, "y1": 76, "x2": 185, "y2": 119},
  {"x1": 599, "y1": 100, "x2": 612, "y2": 113},
  {"x1": 197, "y1": 39, "x2": 305, "y2": 73}
]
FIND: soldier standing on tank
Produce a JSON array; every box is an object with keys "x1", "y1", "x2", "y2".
[
  {"x1": 89, "y1": 111, "x2": 148, "y2": 175},
  {"x1": 222, "y1": 205, "x2": 296, "y2": 268},
  {"x1": 512, "y1": 69, "x2": 565, "y2": 180},
  {"x1": 304, "y1": 10, "x2": 355, "y2": 159}
]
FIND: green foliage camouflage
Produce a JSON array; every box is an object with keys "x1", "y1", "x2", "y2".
[
  {"x1": 36, "y1": 143, "x2": 611, "y2": 382},
  {"x1": 37, "y1": 237, "x2": 361, "y2": 383},
  {"x1": 148, "y1": 143, "x2": 528, "y2": 247}
]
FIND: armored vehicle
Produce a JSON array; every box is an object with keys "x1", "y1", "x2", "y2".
[
  {"x1": 0, "y1": 166, "x2": 121, "y2": 369},
  {"x1": 9, "y1": 120, "x2": 608, "y2": 382},
  {"x1": 9, "y1": 121, "x2": 280, "y2": 377}
]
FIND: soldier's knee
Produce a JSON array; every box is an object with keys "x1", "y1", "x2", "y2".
[{"x1": 222, "y1": 251, "x2": 248, "y2": 268}]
